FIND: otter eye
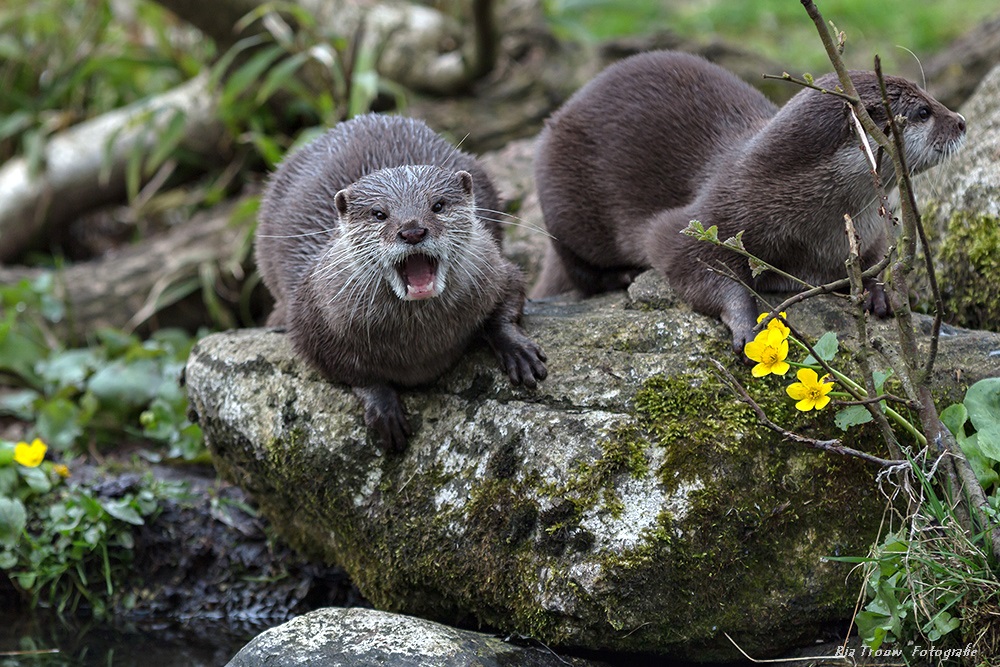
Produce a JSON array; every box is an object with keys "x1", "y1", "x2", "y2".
[
  {"x1": 431, "y1": 200, "x2": 446, "y2": 213},
  {"x1": 372, "y1": 209, "x2": 387, "y2": 222},
  {"x1": 916, "y1": 106, "x2": 932, "y2": 121}
]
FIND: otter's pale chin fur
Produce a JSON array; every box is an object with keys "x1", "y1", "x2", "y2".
[{"x1": 388, "y1": 249, "x2": 447, "y2": 301}]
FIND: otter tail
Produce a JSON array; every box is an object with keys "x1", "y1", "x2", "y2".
[{"x1": 530, "y1": 243, "x2": 577, "y2": 299}]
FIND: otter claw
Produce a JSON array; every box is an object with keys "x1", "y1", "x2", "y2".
[
  {"x1": 353, "y1": 385, "x2": 411, "y2": 452},
  {"x1": 491, "y1": 331, "x2": 547, "y2": 389}
]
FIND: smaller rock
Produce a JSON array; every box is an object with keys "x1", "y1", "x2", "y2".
[{"x1": 226, "y1": 607, "x2": 606, "y2": 667}]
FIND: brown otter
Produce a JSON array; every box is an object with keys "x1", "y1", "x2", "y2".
[
  {"x1": 257, "y1": 113, "x2": 547, "y2": 451},
  {"x1": 532, "y1": 50, "x2": 966, "y2": 351}
]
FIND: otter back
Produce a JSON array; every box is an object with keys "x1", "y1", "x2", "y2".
[{"x1": 532, "y1": 50, "x2": 966, "y2": 352}]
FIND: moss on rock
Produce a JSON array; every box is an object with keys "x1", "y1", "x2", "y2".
[{"x1": 936, "y1": 211, "x2": 1000, "y2": 332}]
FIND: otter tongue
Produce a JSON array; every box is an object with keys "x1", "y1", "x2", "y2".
[{"x1": 402, "y1": 254, "x2": 438, "y2": 300}]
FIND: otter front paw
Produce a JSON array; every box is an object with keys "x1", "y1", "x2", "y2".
[
  {"x1": 864, "y1": 280, "x2": 893, "y2": 319},
  {"x1": 352, "y1": 385, "x2": 412, "y2": 452},
  {"x1": 487, "y1": 327, "x2": 548, "y2": 389}
]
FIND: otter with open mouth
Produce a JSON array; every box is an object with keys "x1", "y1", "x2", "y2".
[{"x1": 256, "y1": 114, "x2": 547, "y2": 451}]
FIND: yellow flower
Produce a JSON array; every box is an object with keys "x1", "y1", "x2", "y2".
[
  {"x1": 53, "y1": 464, "x2": 70, "y2": 479},
  {"x1": 744, "y1": 328, "x2": 790, "y2": 377},
  {"x1": 757, "y1": 311, "x2": 790, "y2": 340},
  {"x1": 786, "y1": 368, "x2": 834, "y2": 411},
  {"x1": 14, "y1": 438, "x2": 47, "y2": 468}
]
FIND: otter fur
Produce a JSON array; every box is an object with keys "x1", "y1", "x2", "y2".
[
  {"x1": 533, "y1": 51, "x2": 967, "y2": 351},
  {"x1": 257, "y1": 113, "x2": 546, "y2": 450}
]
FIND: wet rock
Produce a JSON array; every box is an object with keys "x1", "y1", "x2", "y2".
[
  {"x1": 226, "y1": 607, "x2": 606, "y2": 667},
  {"x1": 186, "y1": 270, "x2": 1000, "y2": 662}
]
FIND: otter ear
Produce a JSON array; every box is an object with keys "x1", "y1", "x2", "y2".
[
  {"x1": 455, "y1": 170, "x2": 473, "y2": 196},
  {"x1": 334, "y1": 189, "x2": 350, "y2": 216}
]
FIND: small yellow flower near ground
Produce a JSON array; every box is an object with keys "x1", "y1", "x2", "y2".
[
  {"x1": 53, "y1": 464, "x2": 70, "y2": 478},
  {"x1": 786, "y1": 368, "x2": 834, "y2": 411},
  {"x1": 14, "y1": 438, "x2": 47, "y2": 468},
  {"x1": 757, "y1": 311, "x2": 790, "y2": 340},
  {"x1": 744, "y1": 328, "x2": 790, "y2": 377}
]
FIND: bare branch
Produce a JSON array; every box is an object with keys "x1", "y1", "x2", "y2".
[{"x1": 710, "y1": 359, "x2": 903, "y2": 468}]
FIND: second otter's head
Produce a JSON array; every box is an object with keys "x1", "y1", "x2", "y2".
[
  {"x1": 334, "y1": 165, "x2": 479, "y2": 301},
  {"x1": 813, "y1": 71, "x2": 967, "y2": 175}
]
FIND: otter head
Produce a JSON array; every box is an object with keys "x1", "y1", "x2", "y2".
[
  {"x1": 334, "y1": 166, "x2": 477, "y2": 301},
  {"x1": 847, "y1": 72, "x2": 967, "y2": 174}
]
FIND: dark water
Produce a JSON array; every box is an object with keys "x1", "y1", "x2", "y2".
[{"x1": 0, "y1": 610, "x2": 266, "y2": 667}]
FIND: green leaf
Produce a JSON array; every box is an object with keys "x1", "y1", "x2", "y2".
[
  {"x1": 855, "y1": 610, "x2": 892, "y2": 650},
  {"x1": 18, "y1": 466, "x2": 51, "y2": 495},
  {"x1": 872, "y1": 369, "x2": 892, "y2": 396},
  {"x1": 86, "y1": 359, "x2": 163, "y2": 413},
  {"x1": 221, "y1": 44, "x2": 285, "y2": 110},
  {"x1": 35, "y1": 397, "x2": 83, "y2": 451},
  {"x1": 835, "y1": 405, "x2": 873, "y2": 431},
  {"x1": 973, "y1": 424, "x2": 1000, "y2": 462},
  {"x1": 960, "y1": 433, "x2": 1000, "y2": 490},
  {"x1": 256, "y1": 50, "x2": 310, "y2": 104},
  {"x1": 965, "y1": 377, "x2": 1000, "y2": 433},
  {"x1": 924, "y1": 609, "x2": 961, "y2": 641},
  {"x1": 100, "y1": 498, "x2": 144, "y2": 526},
  {"x1": 145, "y1": 108, "x2": 188, "y2": 175},
  {"x1": 0, "y1": 389, "x2": 40, "y2": 420},
  {"x1": 37, "y1": 348, "x2": 100, "y2": 393},
  {"x1": 0, "y1": 497, "x2": 27, "y2": 548},
  {"x1": 940, "y1": 402, "x2": 969, "y2": 441},
  {"x1": 802, "y1": 331, "x2": 838, "y2": 365}
]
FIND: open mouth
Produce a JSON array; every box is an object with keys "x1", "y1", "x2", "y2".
[{"x1": 395, "y1": 253, "x2": 440, "y2": 300}]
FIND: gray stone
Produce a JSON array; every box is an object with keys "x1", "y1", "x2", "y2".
[
  {"x1": 226, "y1": 607, "x2": 604, "y2": 667},
  {"x1": 915, "y1": 63, "x2": 1000, "y2": 331},
  {"x1": 186, "y1": 272, "x2": 1000, "y2": 662}
]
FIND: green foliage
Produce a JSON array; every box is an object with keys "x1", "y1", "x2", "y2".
[
  {"x1": 832, "y1": 450, "x2": 995, "y2": 656},
  {"x1": 0, "y1": 0, "x2": 208, "y2": 164},
  {"x1": 943, "y1": 378, "x2": 1000, "y2": 508},
  {"x1": 0, "y1": 277, "x2": 204, "y2": 460},
  {"x1": 0, "y1": 444, "x2": 176, "y2": 616},
  {"x1": 542, "y1": 0, "x2": 994, "y2": 73}
]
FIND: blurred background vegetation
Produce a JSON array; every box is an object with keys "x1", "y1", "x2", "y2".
[{"x1": 546, "y1": 0, "x2": 996, "y2": 74}]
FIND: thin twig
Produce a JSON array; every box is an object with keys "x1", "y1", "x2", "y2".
[
  {"x1": 844, "y1": 213, "x2": 903, "y2": 458},
  {"x1": 833, "y1": 394, "x2": 918, "y2": 409},
  {"x1": 756, "y1": 250, "x2": 894, "y2": 321},
  {"x1": 711, "y1": 359, "x2": 902, "y2": 468},
  {"x1": 761, "y1": 72, "x2": 857, "y2": 104}
]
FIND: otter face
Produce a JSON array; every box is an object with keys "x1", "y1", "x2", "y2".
[
  {"x1": 334, "y1": 166, "x2": 477, "y2": 301},
  {"x1": 853, "y1": 73, "x2": 967, "y2": 175}
]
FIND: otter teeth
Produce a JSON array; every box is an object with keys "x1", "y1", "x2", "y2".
[{"x1": 397, "y1": 253, "x2": 440, "y2": 300}]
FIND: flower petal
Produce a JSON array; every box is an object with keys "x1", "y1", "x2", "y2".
[
  {"x1": 744, "y1": 340, "x2": 764, "y2": 361},
  {"x1": 796, "y1": 398, "x2": 818, "y2": 411},
  {"x1": 787, "y1": 383, "x2": 809, "y2": 400},
  {"x1": 796, "y1": 367, "x2": 819, "y2": 384}
]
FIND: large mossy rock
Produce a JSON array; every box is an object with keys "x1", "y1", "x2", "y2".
[
  {"x1": 186, "y1": 273, "x2": 1000, "y2": 662},
  {"x1": 917, "y1": 63, "x2": 1000, "y2": 332}
]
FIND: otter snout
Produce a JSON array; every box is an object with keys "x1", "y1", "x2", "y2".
[{"x1": 399, "y1": 226, "x2": 428, "y2": 245}]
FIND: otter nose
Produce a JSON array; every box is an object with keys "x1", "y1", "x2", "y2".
[
  {"x1": 399, "y1": 227, "x2": 428, "y2": 245},
  {"x1": 957, "y1": 113, "x2": 966, "y2": 133}
]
